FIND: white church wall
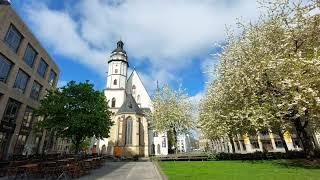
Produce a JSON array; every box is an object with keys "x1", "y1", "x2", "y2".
[
  {"x1": 104, "y1": 90, "x2": 126, "y2": 108},
  {"x1": 128, "y1": 71, "x2": 152, "y2": 109},
  {"x1": 107, "y1": 61, "x2": 127, "y2": 89}
]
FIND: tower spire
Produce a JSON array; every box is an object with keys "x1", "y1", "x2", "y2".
[{"x1": 117, "y1": 40, "x2": 124, "y2": 49}]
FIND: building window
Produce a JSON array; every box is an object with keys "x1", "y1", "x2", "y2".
[
  {"x1": 48, "y1": 69, "x2": 57, "y2": 86},
  {"x1": 0, "y1": 54, "x2": 13, "y2": 83},
  {"x1": 115, "y1": 69, "x2": 118, "y2": 73},
  {"x1": 14, "y1": 135, "x2": 27, "y2": 155},
  {"x1": 113, "y1": 79, "x2": 117, "y2": 85},
  {"x1": 250, "y1": 140, "x2": 260, "y2": 149},
  {"x1": 2, "y1": 98, "x2": 21, "y2": 123},
  {"x1": 137, "y1": 95, "x2": 140, "y2": 104},
  {"x1": 22, "y1": 107, "x2": 33, "y2": 128},
  {"x1": 111, "y1": 98, "x2": 116, "y2": 108},
  {"x1": 132, "y1": 85, "x2": 136, "y2": 96},
  {"x1": 14, "y1": 70, "x2": 29, "y2": 93},
  {"x1": 30, "y1": 81, "x2": 42, "y2": 100},
  {"x1": 33, "y1": 136, "x2": 40, "y2": 153},
  {"x1": 23, "y1": 44, "x2": 37, "y2": 67},
  {"x1": 5, "y1": 25, "x2": 23, "y2": 52},
  {"x1": 139, "y1": 118, "x2": 144, "y2": 146},
  {"x1": 153, "y1": 132, "x2": 158, "y2": 137},
  {"x1": 275, "y1": 139, "x2": 284, "y2": 148},
  {"x1": 292, "y1": 138, "x2": 301, "y2": 148},
  {"x1": 162, "y1": 136, "x2": 166, "y2": 148},
  {"x1": 261, "y1": 140, "x2": 273, "y2": 151},
  {"x1": 125, "y1": 117, "x2": 133, "y2": 145},
  {"x1": 37, "y1": 59, "x2": 48, "y2": 78},
  {"x1": 157, "y1": 144, "x2": 161, "y2": 154}
]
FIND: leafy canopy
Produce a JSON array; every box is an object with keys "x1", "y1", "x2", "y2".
[{"x1": 36, "y1": 81, "x2": 113, "y2": 151}]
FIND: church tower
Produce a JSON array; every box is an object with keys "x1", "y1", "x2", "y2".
[{"x1": 105, "y1": 40, "x2": 128, "y2": 109}]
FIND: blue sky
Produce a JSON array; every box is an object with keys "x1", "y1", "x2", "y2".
[{"x1": 10, "y1": 0, "x2": 259, "y2": 102}]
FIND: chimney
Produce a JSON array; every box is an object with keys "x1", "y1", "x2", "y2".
[{"x1": 0, "y1": 0, "x2": 11, "y2": 5}]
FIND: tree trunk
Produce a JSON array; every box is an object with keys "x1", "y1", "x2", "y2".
[
  {"x1": 293, "y1": 118, "x2": 315, "y2": 158},
  {"x1": 228, "y1": 134, "x2": 235, "y2": 153},
  {"x1": 74, "y1": 135, "x2": 82, "y2": 154},
  {"x1": 75, "y1": 141, "x2": 81, "y2": 154},
  {"x1": 173, "y1": 128, "x2": 178, "y2": 154}
]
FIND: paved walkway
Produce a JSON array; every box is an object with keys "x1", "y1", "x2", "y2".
[{"x1": 79, "y1": 161, "x2": 162, "y2": 180}]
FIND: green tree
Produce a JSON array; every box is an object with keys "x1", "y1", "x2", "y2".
[{"x1": 36, "y1": 81, "x2": 113, "y2": 153}]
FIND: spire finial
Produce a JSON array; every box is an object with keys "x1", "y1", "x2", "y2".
[{"x1": 117, "y1": 39, "x2": 124, "y2": 49}]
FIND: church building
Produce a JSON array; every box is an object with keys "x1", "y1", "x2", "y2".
[{"x1": 98, "y1": 41, "x2": 168, "y2": 157}]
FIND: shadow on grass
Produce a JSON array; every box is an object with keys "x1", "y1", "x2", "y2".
[
  {"x1": 272, "y1": 159, "x2": 320, "y2": 169},
  {"x1": 244, "y1": 159, "x2": 320, "y2": 169}
]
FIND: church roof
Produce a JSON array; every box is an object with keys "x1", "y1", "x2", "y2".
[{"x1": 117, "y1": 94, "x2": 144, "y2": 115}]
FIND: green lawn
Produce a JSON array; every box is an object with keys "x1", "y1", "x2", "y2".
[{"x1": 159, "y1": 161, "x2": 320, "y2": 180}]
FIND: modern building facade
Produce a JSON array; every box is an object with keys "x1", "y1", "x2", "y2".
[
  {"x1": 97, "y1": 41, "x2": 168, "y2": 157},
  {"x1": 177, "y1": 134, "x2": 190, "y2": 153},
  {"x1": 0, "y1": 2, "x2": 60, "y2": 159}
]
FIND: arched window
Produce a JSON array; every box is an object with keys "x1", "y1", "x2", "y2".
[
  {"x1": 115, "y1": 69, "x2": 118, "y2": 73},
  {"x1": 125, "y1": 117, "x2": 133, "y2": 145},
  {"x1": 137, "y1": 95, "x2": 140, "y2": 104},
  {"x1": 113, "y1": 79, "x2": 117, "y2": 85},
  {"x1": 132, "y1": 85, "x2": 136, "y2": 96},
  {"x1": 157, "y1": 144, "x2": 161, "y2": 154},
  {"x1": 111, "y1": 98, "x2": 116, "y2": 108}
]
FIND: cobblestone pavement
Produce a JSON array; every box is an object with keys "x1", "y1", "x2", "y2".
[{"x1": 79, "y1": 161, "x2": 162, "y2": 180}]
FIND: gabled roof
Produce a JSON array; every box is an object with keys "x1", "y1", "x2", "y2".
[
  {"x1": 126, "y1": 69, "x2": 152, "y2": 99},
  {"x1": 117, "y1": 94, "x2": 143, "y2": 115}
]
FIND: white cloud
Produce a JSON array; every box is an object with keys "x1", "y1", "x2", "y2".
[{"x1": 22, "y1": 0, "x2": 260, "y2": 91}]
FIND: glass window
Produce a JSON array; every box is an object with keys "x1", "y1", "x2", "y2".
[
  {"x1": 30, "y1": 81, "x2": 42, "y2": 100},
  {"x1": 5, "y1": 25, "x2": 23, "y2": 52},
  {"x1": 250, "y1": 140, "x2": 260, "y2": 149},
  {"x1": 48, "y1": 69, "x2": 57, "y2": 86},
  {"x1": 125, "y1": 117, "x2": 133, "y2": 145},
  {"x1": 14, "y1": 70, "x2": 29, "y2": 93},
  {"x1": 292, "y1": 138, "x2": 301, "y2": 148},
  {"x1": 153, "y1": 132, "x2": 158, "y2": 137},
  {"x1": 23, "y1": 44, "x2": 37, "y2": 67},
  {"x1": 113, "y1": 79, "x2": 117, "y2": 85},
  {"x1": 2, "y1": 98, "x2": 21, "y2": 123},
  {"x1": 111, "y1": 98, "x2": 116, "y2": 108},
  {"x1": 137, "y1": 95, "x2": 140, "y2": 104},
  {"x1": 33, "y1": 136, "x2": 40, "y2": 153},
  {"x1": 132, "y1": 85, "x2": 136, "y2": 96},
  {"x1": 162, "y1": 136, "x2": 166, "y2": 148},
  {"x1": 22, "y1": 107, "x2": 33, "y2": 128},
  {"x1": 14, "y1": 135, "x2": 27, "y2": 155},
  {"x1": 275, "y1": 139, "x2": 284, "y2": 148},
  {"x1": 37, "y1": 59, "x2": 48, "y2": 77},
  {"x1": 0, "y1": 54, "x2": 13, "y2": 83},
  {"x1": 115, "y1": 69, "x2": 118, "y2": 73},
  {"x1": 139, "y1": 118, "x2": 144, "y2": 146}
]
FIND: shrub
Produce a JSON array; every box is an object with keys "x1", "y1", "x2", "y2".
[{"x1": 213, "y1": 151, "x2": 310, "y2": 161}]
